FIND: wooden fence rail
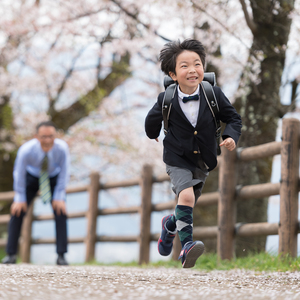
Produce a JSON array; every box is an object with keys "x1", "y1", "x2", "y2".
[{"x1": 0, "y1": 118, "x2": 299, "y2": 263}]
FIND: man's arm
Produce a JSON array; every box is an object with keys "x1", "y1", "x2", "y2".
[
  {"x1": 52, "y1": 143, "x2": 70, "y2": 215},
  {"x1": 52, "y1": 144, "x2": 70, "y2": 201},
  {"x1": 13, "y1": 147, "x2": 28, "y2": 203},
  {"x1": 12, "y1": 146, "x2": 28, "y2": 216}
]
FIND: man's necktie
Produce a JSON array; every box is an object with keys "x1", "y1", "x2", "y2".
[
  {"x1": 182, "y1": 94, "x2": 199, "y2": 103},
  {"x1": 39, "y1": 155, "x2": 51, "y2": 204}
]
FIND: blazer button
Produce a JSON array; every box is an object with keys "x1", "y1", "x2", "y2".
[
  {"x1": 194, "y1": 131, "x2": 197, "y2": 135},
  {"x1": 193, "y1": 151, "x2": 198, "y2": 154}
]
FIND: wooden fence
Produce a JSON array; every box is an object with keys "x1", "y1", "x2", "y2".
[{"x1": 0, "y1": 118, "x2": 299, "y2": 263}]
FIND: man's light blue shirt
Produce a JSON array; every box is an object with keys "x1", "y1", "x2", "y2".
[{"x1": 13, "y1": 138, "x2": 70, "y2": 203}]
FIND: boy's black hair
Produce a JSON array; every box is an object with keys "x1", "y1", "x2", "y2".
[
  {"x1": 36, "y1": 121, "x2": 57, "y2": 132},
  {"x1": 159, "y1": 39, "x2": 206, "y2": 76}
]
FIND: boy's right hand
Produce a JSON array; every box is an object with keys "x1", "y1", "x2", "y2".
[{"x1": 11, "y1": 202, "x2": 27, "y2": 217}]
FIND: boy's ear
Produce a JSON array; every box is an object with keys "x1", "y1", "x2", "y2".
[{"x1": 169, "y1": 72, "x2": 177, "y2": 81}]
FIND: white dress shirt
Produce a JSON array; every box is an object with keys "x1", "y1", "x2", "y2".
[
  {"x1": 13, "y1": 138, "x2": 70, "y2": 203},
  {"x1": 177, "y1": 85, "x2": 200, "y2": 127}
]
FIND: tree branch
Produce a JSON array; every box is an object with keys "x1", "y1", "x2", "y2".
[
  {"x1": 50, "y1": 53, "x2": 131, "y2": 131},
  {"x1": 65, "y1": 8, "x2": 107, "y2": 22},
  {"x1": 291, "y1": 79, "x2": 299, "y2": 103},
  {"x1": 277, "y1": 102, "x2": 297, "y2": 118},
  {"x1": 49, "y1": 30, "x2": 63, "y2": 51},
  {"x1": 48, "y1": 47, "x2": 86, "y2": 116},
  {"x1": 191, "y1": 0, "x2": 251, "y2": 52},
  {"x1": 277, "y1": 79, "x2": 299, "y2": 117},
  {"x1": 110, "y1": 0, "x2": 171, "y2": 42},
  {"x1": 239, "y1": 0, "x2": 258, "y2": 35}
]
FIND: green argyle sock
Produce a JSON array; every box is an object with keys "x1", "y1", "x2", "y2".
[{"x1": 175, "y1": 205, "x2": 193, "y2": 248}]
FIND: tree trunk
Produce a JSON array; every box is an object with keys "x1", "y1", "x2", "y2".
[
  {"x1": 0, "y1": 96, "x2": 16, "y2": 237},
  {"x1": 0, "y1": 96, "x2": 16, "y2": 192},
  {"x1": 233, "y1": 0, "x2": 294, "y2": 256}
]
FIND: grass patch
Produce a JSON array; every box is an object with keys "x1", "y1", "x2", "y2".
[
  {"x1": 5, "y1": 251, "x2": 300, "y2": 272},
  {"x1": 84, "y1": 252, "x2": 300, "y2": 272},
  {"x1": 193, "y1": 252, "x2": 300, "y2": 272},
  {"x1": 0, "y1": 247, "x2": 6, "y2": 261}
]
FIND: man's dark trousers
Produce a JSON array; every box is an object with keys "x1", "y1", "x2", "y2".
[{"x1": 6, "y1": 172, "x2": 68, "y2": 255}]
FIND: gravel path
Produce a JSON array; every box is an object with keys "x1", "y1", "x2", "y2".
[{"x1": 0, "y1": 264, "x2": 300, "y2": 299}]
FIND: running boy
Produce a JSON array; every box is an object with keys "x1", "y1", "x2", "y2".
[{"x1": 145, "y1": 39, "x2": 242, "y2": 268}]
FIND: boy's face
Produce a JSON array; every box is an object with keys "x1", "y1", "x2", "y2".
[{"x1": 169, "y1": 50, "x2": 204, "y2": 95}]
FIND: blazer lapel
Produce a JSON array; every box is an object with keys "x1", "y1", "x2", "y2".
[
  {"x1": 197, "y1": 84, "x2": 208, "y2": 124},
  {"x1": 171, "y1": 88, "x2": 191, "y2": 125}
]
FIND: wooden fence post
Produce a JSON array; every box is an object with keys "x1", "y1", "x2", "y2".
[
  {"x1": 279, "y1": 118, "x2": 300, "y2": 257},
  {"x1": 20, "y1": 199, "x2": 35, "y2": 263},
  {"x1": 139, "y1": 164, "x2": 153, "y2": 265},
  {"x1": 217, "y1": 147, "x2": 237, "y2": 260},
  {"x1": 85, "y1": 172, "x2": 100, "y2": 263}
]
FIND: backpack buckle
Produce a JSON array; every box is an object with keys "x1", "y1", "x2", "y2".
[{"x1": 215, "y1": 126, "x2": 221, "y2": 138}]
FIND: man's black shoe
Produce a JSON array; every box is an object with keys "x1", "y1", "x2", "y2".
[
  {"x1": 57, "y1": 254, "x2": 68, "y2": 266},
  {"x1": 1, "y1": 255, "x2": 17, "y2": 264}
]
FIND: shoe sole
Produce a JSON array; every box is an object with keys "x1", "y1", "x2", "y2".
[{"x1": 182, "y1": 241, "x2": 205, "y2": 268}]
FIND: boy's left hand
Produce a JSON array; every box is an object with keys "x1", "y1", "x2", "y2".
[{"x1": 219, "y1": 138, "x2": 236, "y2": 151}]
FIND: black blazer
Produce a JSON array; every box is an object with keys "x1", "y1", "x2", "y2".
[{"x1": 145, "y1": 84, "x2": 242, "y2": 171}]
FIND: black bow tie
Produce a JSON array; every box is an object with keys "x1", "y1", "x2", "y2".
[{"x1": 182, "y1": 94, "x2": 199, "y2": 103}]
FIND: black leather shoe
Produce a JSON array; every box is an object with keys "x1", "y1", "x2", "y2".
[
  {"x1": 57, "y1": 254, "x2": 68, "y2": 266},
  {"x1": 1, "y1": 255, "x2": 17, "y2": 264}
]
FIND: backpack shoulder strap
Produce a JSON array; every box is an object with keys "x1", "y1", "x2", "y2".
[
  {"x1": 162, "y1": 83, "x2": 176, "y2": 135},
  {"x1": 201, "y1": 81, "x2": 222, "y2": 155}
]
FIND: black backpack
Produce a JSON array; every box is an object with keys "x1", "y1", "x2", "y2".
[{"x1": 162, "y1": 72, "x2": 222, "y2": 155}]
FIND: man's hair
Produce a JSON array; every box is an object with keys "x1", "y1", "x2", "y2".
[
  {"x1": 36, "y1": 121, "x2": 57, "y2": 133},
  {"x1": 159, "y1": 39, "x2": 206, "y2": 76}
]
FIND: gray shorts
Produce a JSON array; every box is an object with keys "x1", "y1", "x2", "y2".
[{"x1": 166, "y1": 163, "x2": 209, "y2": 203}]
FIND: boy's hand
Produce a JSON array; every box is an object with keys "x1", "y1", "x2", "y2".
[
  {"x1": 155, "y1": 138, "x2": 159, "y2": 142},
  {"x1": 219, "y1": 138, "x2": 236, "y2": 151}
]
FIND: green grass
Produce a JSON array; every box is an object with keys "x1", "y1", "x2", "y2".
[
  {"x1": 3, "y1": 250, "x2": 300, "y2": 272},
  {"x1": 0, "y1": 247, "x2": 6, "y2": 261},
  {"x1": 84, "y1": 252, "x2": 300, "y2": 272},
  {"x1": 193, "y1": 252, "x2": 300, "y2": 272}
]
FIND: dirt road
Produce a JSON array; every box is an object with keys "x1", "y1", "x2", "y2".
[{"x1": 0, "y1": 264, "x2": 299, "y2": 299}]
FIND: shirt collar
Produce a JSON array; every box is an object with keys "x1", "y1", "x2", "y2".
[{"x1": 177, "y1": 85, "x2": 200, "y2": 100}]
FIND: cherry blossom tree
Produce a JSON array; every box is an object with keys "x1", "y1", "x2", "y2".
[
  {"x1": 0, "y1": 0, "x2": 300, "y2": 255},
  {"x1": 0, "y1": 0, "x2": 166, "y2": 191}
]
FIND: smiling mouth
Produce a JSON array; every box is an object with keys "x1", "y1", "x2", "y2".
[{"x1": 187, "y1": 77, "x2": 198, "y2": 80}]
